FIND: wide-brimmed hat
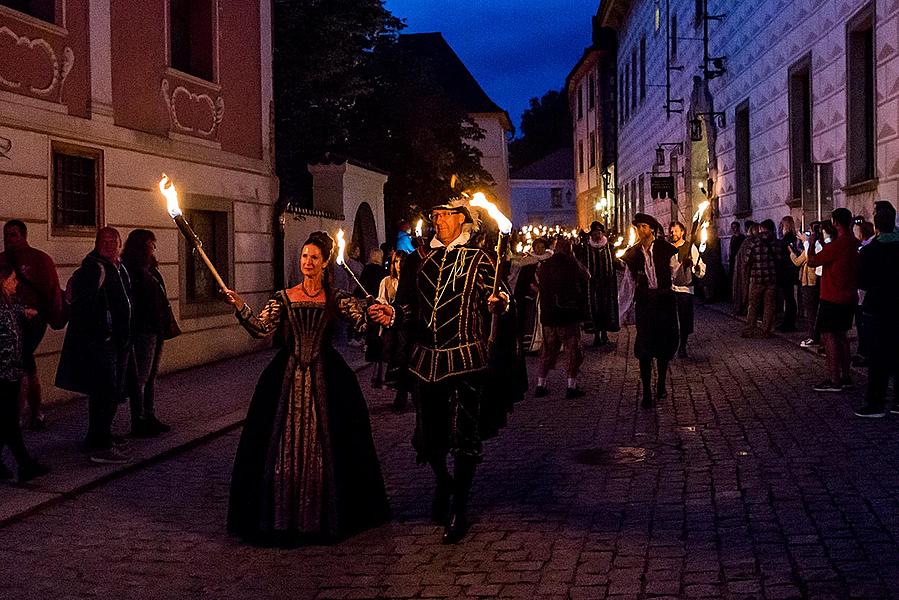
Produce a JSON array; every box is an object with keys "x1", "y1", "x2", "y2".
[
  {"x1": 429, "y1": 203, "x2": 473, "y2": 224},
  {"x1": 631, "y1": 213, "x2": 661, "y2": 230},
  {"x1": 589, "y1": 221, "x2": 605, "y2": 232}
]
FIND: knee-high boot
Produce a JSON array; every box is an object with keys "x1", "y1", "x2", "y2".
[
  {"x1": 639, "y1": 358, "x2": 653, "y2": 408},
  {"x1": 443, "y1": 455, "x2": 476, "y2": 544},
  {"x1": 656, "y1": 358, "x2": 670, "y2": 399},
  {"x1": 428, "y1": 453, "x2": 452, "y2": 524}
]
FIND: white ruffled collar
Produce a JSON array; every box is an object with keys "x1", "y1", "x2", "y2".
[{"x1": 430, "y1": 231, "x2": 471, "y2": 250}]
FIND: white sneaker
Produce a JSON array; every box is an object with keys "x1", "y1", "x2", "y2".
[{"x1": 799, "y1": 338, "x2": 819, "y2": 348}]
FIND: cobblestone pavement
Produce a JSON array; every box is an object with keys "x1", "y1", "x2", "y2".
[{"x1": 3, "y1": 306, "x2": 899, "y2": 600}]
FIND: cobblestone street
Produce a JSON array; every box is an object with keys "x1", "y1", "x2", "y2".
[{"x1": 3, "y1": 306, "x2": 899, "y2": 600}]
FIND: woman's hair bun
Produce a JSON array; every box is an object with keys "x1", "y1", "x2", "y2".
[{"x1": 303, "y1": 231, "x2": 335, "y2": 261}]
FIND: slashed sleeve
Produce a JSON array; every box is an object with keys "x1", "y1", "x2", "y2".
[
  {"x1": 235, "y1": 296, "x2": 283, "y2": 338},
  {"x1": 335, "y1": 289, "x2": 367, "y2": 331}
]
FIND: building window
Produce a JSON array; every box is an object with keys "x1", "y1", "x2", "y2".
[
  {"x1": 589, "y1": 133, "x2": 596, "y2": 167},
  {"x1": 623, "y1": 65, "x2": 630, "y2": 120},
  {"x1": 577, "y1": 84, "x2": 584, "y2": 119},
  {"x1": 670, "y1": 14, "x2": 678, "y2": 61},
  {"x1": 734, "y1": 100, "x2": 752, "y2": 216},
  {"x1": 695, "y1": 0, "x2": 703, "y2": 27},
  {"x1": 578, "y1": 139, "x2": 584, "y2": 174},
  {"x1": 846, "y1": 4, "x2": 876, "y2": 185},
  {"x1": 51, "y1": 144, "x2": 102, "y2": 236},
  {"x1": 619, "y1": 73, "x2": 625, "y2": 124},
  {"x1": 640, "y1": 37, "x2": 647, "y2": 102},
  {"x1": 0, "y1": 0, "x2": 56, "y2": 23},
  {"x1": 169, "y1": 0, "x2": 216, "y2": 82},
  {"x1": 588, "y1": 74, "x2": 596, "y2": 110},
  {"x1": 551, "y1": 188, "x2": 563, "y2": 208},
  {"x1": 631, "y1": 48, "x2": 638, "y2": 111},
  {"x1": 638, "y1": 174, "x2": 645, "y2": 213},
  {"x1": 183, "y1": 208, "x2": 230, "y2": 305},
  {"x1": 788, "y1": 55, "x2": 812, "y2": 203}
]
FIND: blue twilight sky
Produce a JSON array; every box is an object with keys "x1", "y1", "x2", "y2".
[{"x1": 384, "y1": 0, "x2": 599, "y2": 134}]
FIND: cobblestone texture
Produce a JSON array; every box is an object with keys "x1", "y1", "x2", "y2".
[{"x1": 2, "y1": 307, "x2": 899, "y2": 599}]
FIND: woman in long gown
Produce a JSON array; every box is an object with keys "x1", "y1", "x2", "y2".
[{"x1": 223, "y1": 231, "x2": 389, "y2": 546}]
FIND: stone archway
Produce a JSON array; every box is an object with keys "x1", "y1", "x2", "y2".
[{"x1": 351, "y1": 202, "x2": 378, "y2": 263}]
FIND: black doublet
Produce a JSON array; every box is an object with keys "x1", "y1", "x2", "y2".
[{"x1": 394, "y1": 242, "x2": 499, "y2": 383}]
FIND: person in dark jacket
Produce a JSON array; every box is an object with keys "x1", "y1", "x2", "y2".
[
  {"x1": 854, "y1": 202, "x2": 899, "y2": 417},
  {"x1": 621, "y1": 214, "x2": 682, "y2": 409},
  {"x1": 776, "y1": 216, "x2": 800, "y2": 332},
  {"x1": 55, "y1": 227, "x2": 133, "y2": 465},
  {"x1": 0, "y1": 265, "x2": 49, "y2": 482},
  {"x1": 122, "y1": 229, "x2": 178, "y2": 437},
  {"x1": 534, "y1": 238, "x2": 588, "y2": 399}
]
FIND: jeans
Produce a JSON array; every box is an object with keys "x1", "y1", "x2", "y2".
[
  {"x1": 800, "y1": 284, "x2": 820, "y2": 341},
  {"x1": 130, "y1": 334, "x2": 163, "y2": 422},
  {"x1": 746, "y1": 281, "x2": 776, "y2": 334},
  {"x1": 86, "y1": 343, "x2": 130, "y2": 450}
]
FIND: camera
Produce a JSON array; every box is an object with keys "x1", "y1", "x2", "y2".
[{"x1": 853, "y1": 215, "x2": 864, "y2": 225}]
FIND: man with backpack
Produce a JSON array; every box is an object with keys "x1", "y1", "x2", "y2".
[
  {"x1": 534, "y1": 237, "x2": 589, "y2": 399},
  {"x1": 55, "y1": 227, "x2": 133, "y2": 464}
]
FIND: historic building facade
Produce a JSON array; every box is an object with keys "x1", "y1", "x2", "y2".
[
  {"x1": 573, "y1": 0, "x2": 899, "y2": 260},
  {"x1": 509, "y1": 147, "x2": 577, "y2": 228},
  {"x1": 0, "y1": 0, "x2": 276, "y2": 401}
]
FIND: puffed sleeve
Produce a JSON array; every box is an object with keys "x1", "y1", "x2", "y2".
[
  {"x1": 235, "y1": 296, "x2": 283, "y2": 338},
  {"x1": 335, "y1": 289, "x2": 367, "y2": 331}
]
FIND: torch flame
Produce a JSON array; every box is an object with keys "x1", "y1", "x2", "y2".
[
  {"x1": 159, "y1": 174, "x2": 182, "y2": 218},
  {"x1": 336, "y1": 229, "x2": 347, "y2": 265},
  {"x1": 692, "y1": 200, "x2": 710, "y2": 223},
  {"x1": 469, "y1": 192, "x2": 513, "y2": 235},
  {"x1": 628, "y1": 226, "x2": 636, "y2": 247},
  {"x1": 614, "y1": 236, "x2": 624, "y2": 247},
  {"x1": 699, "y1": 222, "x2": 709, "y2": 252},
  {"x1": 415, "y1": 219, "x2": 423, "y2": 238}
]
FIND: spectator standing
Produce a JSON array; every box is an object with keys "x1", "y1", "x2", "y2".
[
  {"x1": 55, "y1": 227, "x2": 133, "y2": 464},
  {"x1": 379, "y1": 251, "x2": 411, "y2": 412},
  {"x1": 776, "y1": 216, "x2": 800, "y2": 332},
  {"x1": 853, "y1": 202, "x2": 899, "y2": 417},
  {"x1": 620, "y1": 214, "x2": 681, "y2": 409},
  {"x1": 513, "y1": 238, "x2": 551, "y2": 353},
  {"x1": 534, "y1": 238, "x2": 588, "y2": 399},
  {"x1": 731, "y1": 221, "x2": 756, "y2": 315},
  {"x1": 789, "y1": 229, "x2": 820, "y2": 348},
  {"x1": 0, "y1": 265, "x2": 49, "y2": 482},
  {"x1": 741, "y1": 220, "x2": 779, "y2": 338},
  {"x1": 728, "y1": 221, "x2": 746, "y2": 280},
  {"x1": 395, "y1": 221, "x2": 416, "y2": 254},
  {"x1": 852, "y1": 219, "x2": 876, "y2": 367},
  {"x1": 807, "y1": 208, "x2": 860, "y2": 392},
  {"x1": 669, "y1": 222, "x2": 705, "y2": 358},
  {"x1": 360, "y1": 249, "x2": 387, "y2": 386},
  {"x1": 0, "y1": 219, "x2": 66, "y2": 430},
  {"x1": 122, "y1": 229, "x2": 178, "y2": 438}
]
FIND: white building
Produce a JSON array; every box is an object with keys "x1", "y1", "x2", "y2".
[
  {"x1": 509, "y1": 147, "x2": 577, "y2": 228},
  {"x1": 573, "y1": 0, "x2": 899, "y2": 263}
]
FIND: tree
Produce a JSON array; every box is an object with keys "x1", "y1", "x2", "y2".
[
  {"x1": 508, "y1": 89, "x2": 573, "y2": 171},
  {"x1": 273, "y1": 0, "x2": 404, "y2": 207}
]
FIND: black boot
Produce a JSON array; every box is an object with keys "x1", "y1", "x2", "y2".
[
  {"x1": 656, "y1": 359, "x2": 670, "y2": 400},
  {"x1": 639, "y1": 358, "x2": 654, "y2": 409},
  {"x1": 429, "y1": 456, "x2": 452, "y2": 524},
  {"x1": 443, "y1": 456, "x2": 476, "y2": 544}
]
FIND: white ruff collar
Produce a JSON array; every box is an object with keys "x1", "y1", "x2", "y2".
[{"x1": 430, "y1": 231, "x2": 471, "y2": 250}]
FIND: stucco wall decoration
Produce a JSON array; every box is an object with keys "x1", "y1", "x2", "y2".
[
  {"x1": 0, "y1": 25, "x2": 74, "y2": 102},
  {"x1": 161, "y1": 78, "x2": 225, "y2": 138}
]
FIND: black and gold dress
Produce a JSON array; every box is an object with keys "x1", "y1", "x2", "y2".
[{"x1": 227, "y1": 290, "x2": 389, "y2": 545}]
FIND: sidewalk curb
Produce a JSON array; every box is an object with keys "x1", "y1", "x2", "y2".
[{"x1": 0, "y1": 360, "x2": 373, "y2": 528}]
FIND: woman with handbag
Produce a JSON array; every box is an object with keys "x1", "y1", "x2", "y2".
[{"x1": 122, "y1": 229, "x2": 180, "y2": 437}]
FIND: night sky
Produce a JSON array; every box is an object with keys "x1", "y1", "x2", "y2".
[{"x1": 384, "y1": 0, "x2": 599, "y2": 134}]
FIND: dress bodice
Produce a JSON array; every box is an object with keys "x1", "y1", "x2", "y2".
[{"x1": 235, "y1": 289, "x2": 367, "y2": 370}]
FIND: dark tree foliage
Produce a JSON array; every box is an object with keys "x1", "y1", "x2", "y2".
[
  {"x1": 508, "y1": 89, "x2": 573, "y2": 171},
  {"x1": 273, "y1": 0, "x2": 403, "y2": 207},
  {"x1": 346, "y1": 43, "x2": 493, "y2": 231},
  {"x1": 273, "y1": 0, "x2": 493, "y2": 236}
]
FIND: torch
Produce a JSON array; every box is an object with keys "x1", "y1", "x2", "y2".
[
  {"x1": 414, "y1": 218, "x2": 428, "y2": 258},
  {"x1": 158, "y1": 174, "x2": 228, "y2": 294},
  {"x1": 690, "y1": 200, "x2": 711, "y2": 241},
  {"x1": 334, "y1": 229, "x2": 373, "y2": 301},
  {"x1": 698, "y1": 222, "x2": 710, "y2": 253},
  {"x1": 469, "y1": 193, "x2": 512, "y2": 346},
  {"x1": 615, "y1": 226, "x2": 637, "y2": 259}
]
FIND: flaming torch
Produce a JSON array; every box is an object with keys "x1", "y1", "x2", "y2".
[
  {"x1": 334, "y1": 228, "x2": 371, "y2": 299},
  {"x1": 690, "y1": 200, "x2": 711, "y2": 241},
  {"x1": 699, "y1": 222, "x2": 710, "y2": 253},
  {"x1": 469, "y1": 192, "x2": 512, "y2": 345},
  {"x1": 158, "y1": 174, "x2": 228, "y2": 294},
  {"x1": 616, "y1": 226, "x2": 637, "y2": 259}
]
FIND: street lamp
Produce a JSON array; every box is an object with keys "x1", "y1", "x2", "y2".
[{"x1": 690, "y1": 112, "x2": 726, "y2": 142}]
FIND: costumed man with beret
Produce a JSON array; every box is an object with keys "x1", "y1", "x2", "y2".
[
  {"x1": 576, "y1": 221, "x2": 620, "y2": 346},
  {"x1": 368, "y1": 202, "x2": 510, "y2": 544},
  {"x1": 620, "y1": 213, "x2": 684, "y2": 408}
]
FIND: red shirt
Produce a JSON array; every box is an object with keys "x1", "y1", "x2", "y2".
[{"x1": 807, "y1": 232, "x2": 859, "y2": 305}]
